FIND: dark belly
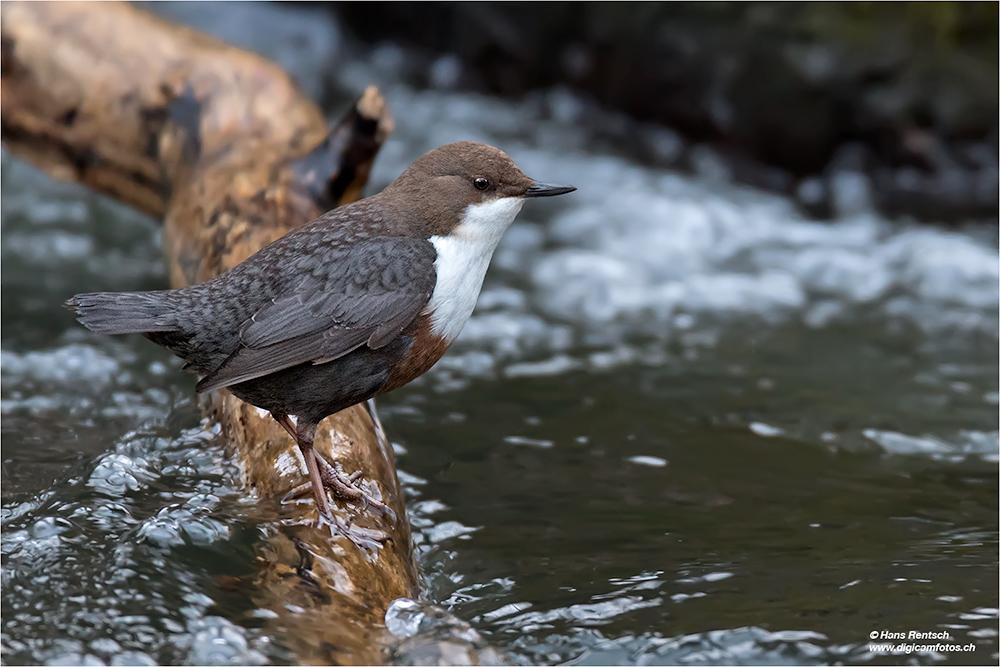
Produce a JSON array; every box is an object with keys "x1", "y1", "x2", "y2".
[
  {"x1": 227, "y1": 336, "x2": 412, "y2": 423},
  {"x1": 225, "y1": 314, "x2": 452, "y2": 422}
]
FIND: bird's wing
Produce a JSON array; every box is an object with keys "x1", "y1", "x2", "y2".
[{"x1": 195, "y1": 236, "x2": 437, "y2": 394}]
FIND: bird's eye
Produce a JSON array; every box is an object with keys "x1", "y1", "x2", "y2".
[{"x1": 473, "y1": 177, "x2": 489, "y2": 191}]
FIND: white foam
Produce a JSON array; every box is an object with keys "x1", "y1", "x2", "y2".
[
  {"x1": 863, "y1": 429, "x2": 999, "y2": 460},
  {"x1": 627, "y1": 456, "x2": 668, "y2": 468},
  {"x1": 1, "y1": 345, "x2": 122, "y2": 385}
]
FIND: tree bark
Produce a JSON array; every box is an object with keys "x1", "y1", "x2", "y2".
[{"x1": 2, "y1": 2, "x2": 416, "y2": 664}]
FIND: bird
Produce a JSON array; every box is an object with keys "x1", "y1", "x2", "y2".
[{"x1": 66, "y1": 141, "x2": 576, "y2": 539}]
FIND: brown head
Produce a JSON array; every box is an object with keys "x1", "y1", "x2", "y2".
[{"x1": 380, "y1": 141, "x2": 575, "y2": 237}]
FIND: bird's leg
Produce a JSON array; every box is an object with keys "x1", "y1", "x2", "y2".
[
  {"x1": 272, "y1": 411, "x2": 298, "y2": 441},
  {"x1": 273, "y1": 413, "x2": 390, "y2": 547},
  {"x1": 274, "y1": 412, "x2": 395, "y2": 523},
  {"x1": 292, "y1": 418, "x2": 333, "y2": 520}
]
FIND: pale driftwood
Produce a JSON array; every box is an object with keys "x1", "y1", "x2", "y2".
[{"x1": 2, "y1": 2, "x2": 416, "y2": 663}]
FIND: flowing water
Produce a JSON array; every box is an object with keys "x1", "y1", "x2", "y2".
[{"x1": 2, "y1": 4, "x2": 998, "y2": 665}]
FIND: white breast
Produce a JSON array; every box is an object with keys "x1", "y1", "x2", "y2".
[{"x1": 427, "y1": 196, "x2": 525, "y2": 342}]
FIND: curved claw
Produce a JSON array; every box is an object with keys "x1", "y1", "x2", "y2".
[{"x1": 352, "y1": 487, "x2": 395, "y2": 522}]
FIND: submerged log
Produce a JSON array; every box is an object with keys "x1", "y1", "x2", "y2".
[{"x1": 2, "y1": 2, "x2": 416, "y2": 663}]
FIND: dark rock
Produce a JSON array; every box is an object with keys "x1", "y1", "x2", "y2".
[{"x1": 331, "y1": 1, "x2": 998, "y2": 223}]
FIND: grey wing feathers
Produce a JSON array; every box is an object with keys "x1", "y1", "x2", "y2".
[{"x1": 195, "y1": 237, "x2": 436, "y2": 394}]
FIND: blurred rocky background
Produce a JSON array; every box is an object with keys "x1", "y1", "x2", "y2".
[{"x1": 332, "y1": 1, "x2": 998, "y2": 223}]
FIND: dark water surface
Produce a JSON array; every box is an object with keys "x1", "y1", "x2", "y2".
[
  {"x1": 381, "y1": 332, "x2": 997, "y2": 665},
  {"x1": 3, "y1": 4, "x2": 998, "y2": 665}
]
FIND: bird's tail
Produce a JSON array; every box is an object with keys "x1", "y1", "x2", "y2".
[{"x1": 65, "y1": 291, "x2": 178, "y2": 334}]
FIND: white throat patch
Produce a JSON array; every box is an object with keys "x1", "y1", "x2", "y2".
[{"x1": 426, "y1": 196, "x2": 525, "y2": 342}]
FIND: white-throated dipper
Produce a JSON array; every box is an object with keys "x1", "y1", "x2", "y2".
[{"x1": 67, "y1": 141, "x2": 575, "y2": 537}]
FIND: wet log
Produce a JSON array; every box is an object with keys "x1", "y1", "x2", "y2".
[{"x1": 2, "y1": 2, "x2": 416, "y2": 664}]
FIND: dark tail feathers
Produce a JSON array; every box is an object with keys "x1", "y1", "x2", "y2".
[{"x1": 65, "y1": 291, "x2": 177, "y2": 335}]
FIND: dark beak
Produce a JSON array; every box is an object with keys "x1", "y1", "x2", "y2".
[{"x1": 525, "y1": 181, "x2": 577, "y2": 198}]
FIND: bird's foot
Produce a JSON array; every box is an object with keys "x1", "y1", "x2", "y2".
[
  {"x1": 315, "y1": 454, "x2": 397, "y2": 522},
  {"x1": 282, "y1": 459, "x2": 396, "y2": 523},
  {"x1": 273, "y1": 411, "x2": 396, "y2": 523}
]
